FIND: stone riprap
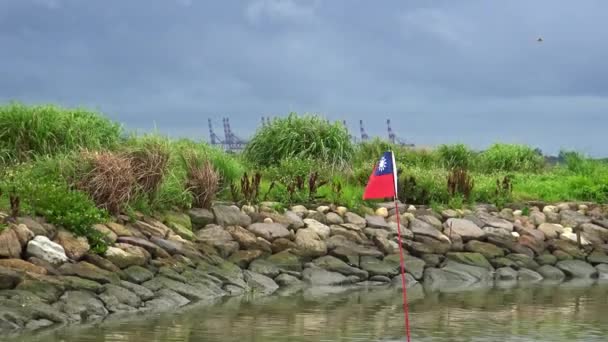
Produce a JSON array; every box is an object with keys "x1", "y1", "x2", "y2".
[{"x1": 0, "y1": 201, "x2": 607, "y2": 334}]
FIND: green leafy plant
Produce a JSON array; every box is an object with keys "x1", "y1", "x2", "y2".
[
  {"x1": 478, "y1": 143, "x2": 545, "y2": 173},
  {"x1": 437, "y1": 143, "x2": 474, "y2": 170}
]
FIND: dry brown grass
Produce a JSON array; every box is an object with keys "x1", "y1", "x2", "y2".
[
  {"x1": 182, "y1": 152, "x2": 219, "y2": 209},
  {"x1": 76, "y1": 150, "x2": 138, "y2": 214},
  {"x1": 129, "y1": 142, "x2": 169, "y2": 200}
]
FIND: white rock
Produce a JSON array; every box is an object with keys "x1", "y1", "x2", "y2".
[
  {"x1": 511, "y1": 232, "x2": 520, "y2": 238},
  {"x1": 407, "y1": 205, "x2": 417, "y2": 213},
  {"x1": 336, "y1": 206, "x2": 348, "y2": 216},
  {"x1": 26, "y1": 235, "x2": 68, "y2": 265},
  {"x1": 579, "y1": 204, "x2": 589, "y2": 211},
  {"x1": 513, "y1": 210, "x2": 523, "y2": 217},
  {"x1": 561, "y1": 231, "x2": 591, "y2": 245},
  {"x1": 543, "y1": 205, "x2": 558, "y2": 214},
  {"x1": 303, "y1": 219, "x2": 331, "y2": 240},
  {"x1": 375, "y1": 207, "x2": 389, "y2": 218},
  {"x1": 563, "y1": 227, "x2": 573, "y2": 234},
  {"x1": 263, "y1": 218, "x2": 274, "y2": 224},
  {"x1": 241, "y1": 205, "x2": 256, "y2": 215},
  {"x1": 316, "y1": 206, "x2": 330, "y2": 214},
  {"x1": 290, "y1": 205, "x2": 308, "y2": 217}
]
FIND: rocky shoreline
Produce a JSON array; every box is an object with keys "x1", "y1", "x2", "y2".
[{"x1": 2, "y1": 201, "x2": 608, "y2": 335}]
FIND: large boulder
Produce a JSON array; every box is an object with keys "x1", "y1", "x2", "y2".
[
  {"x1": 58, "y1": 261, "x2": 120, "y2": 284},
  {"x1": 266, "y1": 251, "x2": 304, "y2": 272},
  {"x1": 213, "y1": 205, "x2": 252, "y2": 227},
  {"x1": 326, "y1": 235, "x2": 383, "y2": 259},
  {"x1": 446, "y1": 252, "x2": 493, "y2": 270},
  {"x1": 0, "y1": 259, "x2": 47, "y2": 275},
  {"x1": 477, "y1": 212, "x2": 514, "y2": 231},
  {"x1": 384, "y1": 254, "x2": 425, "y2": 280},
  {"x1": 495, "y1": 267, "x2": 518, "y2": 281},
  {"x1": 419, "y1": 215, "x2": 443, "y2": 230},
  {"x1": 195, "y1": 225, "x2": 239, "y2": 258},
  {"x1": 326, "y1": 212, "x2": 344, "y2": 225},
  {"x1": 99, "y1": 284, "x2": 142, "y2": 312},
  {"x1": 53, "y1": 230, "x2": 90, "y2": 261},
  {"x1": 550, "y1": 240, "x2": 586, "y2": 259},
  {"x1": 560, "y1": 210, "x2": 591, "y2": 228},
  {"x1": 271, "y1": 238, "x2": 297, "y2": 253},
  {"x1": 26, "y1": 236, "x2": 68, "y2": 265},
  {"x1": 444, "y1": 219, "x2": 485, "y2": 241},
  {"x1": 556, "y1": 260, "x2": 598, "y2": 279},
  {"x1": 537, "y1": 265, "x2": 566, "y2": 280},
  {"x1": 294, "y1": 228, "x2": 327, "y2": 257},
  {"x1": 506, "y1": 253, "x2": 539, "y2": 270},
  {"x1": 517, "y1": 268, "x2": 543, "y2": 282},
  {"x1": 409, "y1": 219, "x2": 450, "y2": 242},
  {"x1": 55, "y1": 291, "x2": 108, "y2": 322},
  {"x1": 581, "y1": 223, "x2": 608, "y2": 243},
  {"x1": 248, "y1": 223, "x2": 291, "y2": 242},
  {"x1": 538, "y1": 223, "x2": 563, "y2": 239},
  {"x1": 517, "y1": 235, "x2": 546, "y2": 255},
  {"x1": 105, "y1": 245, "x2": 148, "y2": 269},
  {"x1": 0, "y1": 228, "x2": 22, "y2": 259},
  {"x1": 229, "y1": 250, "x2": 263, "y2": 269},
  {"x1": 124, "y1": 265, "x2": 154, "y2": 284},
  {"x1": 529, "y1": 212, "x2": 547, "y2": 226},
  {"x1": 302, "y1": 266, "x2": 355, "y2": 286},
  {"x1": 330, "y1": 225, "x2": 365, "y2": 244},
  {"x1": 360, "y1": 256, "x2": 400, "y2": 277},
  {"x1": 464, "y1": 240, "x2": 505, "y2": 259},
  {"x1": 587, "y1": 251, "x2": 608, "y2": 265},
  {"x1": 344, "y1": 212, "x2": 367, "y2": 228},
  {"x1": 312, "y1": 255, "x2": 368, "y2": 280},
  {"x1": 243, "y1": 270, "x2": 279, "y2": 296},
  {"x1": 188, "y1": 208, "x2": 215, "y2": 229},
  {"x1": 226, "y1": 226, "x2": 271, "y2": 253},
  {"x1": 303, "y1": 219, "x2": 331, "y2": 240},
  {"x1": 365, "y1": 215, "x2": 391, "y2": 230},
  {"x1": 423, "y1": 260, "x2": 492, "y2": 291}
]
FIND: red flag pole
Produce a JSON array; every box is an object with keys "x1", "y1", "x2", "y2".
[{"x1": 391, "y1": 151, "x2": 412, "y2": 342}]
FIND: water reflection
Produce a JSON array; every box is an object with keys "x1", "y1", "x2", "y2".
[{"x1": 12, "y1": 282, "x2": 608, "y2": 342}]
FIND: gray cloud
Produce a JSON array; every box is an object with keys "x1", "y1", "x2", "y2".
[{"x1": 1, "y1": 0, "x2": 607, "y2": 156}]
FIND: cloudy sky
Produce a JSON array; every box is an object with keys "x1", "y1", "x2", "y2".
[{"x1": 1, "y1": 0, "x2": 607, "y2": 156}]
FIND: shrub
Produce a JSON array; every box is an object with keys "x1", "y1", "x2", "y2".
[
  {"x1": 437, "y1": 144, "x2": 474, "y2": 170},
  {"x1": 180, "y1": 151, "x2": 220, "y2": 209},
  {"x1": 124, "y1": 135, "x2": 170, "y2": 201},
  {"x1": 244, "y1": 113, "x2": 354, "y2": 168},
  {"x1": 0, "y1": 102, "x2": 122, "y2": 164},
  {"x1": 447, "y1": 168, "x2": 474, "y2": 200},
  {"x1": 1, "y1": 164, "x2": 109, "y2": 253},
  {"x1": 478, "y1": 143, "x2": 545, "y2": 173}
]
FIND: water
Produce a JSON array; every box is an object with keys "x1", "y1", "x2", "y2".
[{"x1": 11, "y1": 281, "x2": 608, "y2": 342}]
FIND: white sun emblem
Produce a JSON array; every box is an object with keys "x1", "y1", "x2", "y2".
[{"x1": 378, "y1": 156, "x2": 387, "y2": 172}]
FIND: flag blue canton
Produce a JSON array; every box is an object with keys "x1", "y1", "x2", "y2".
[{"x1": 374, "y1": 151, "x2": 394, "y2": 176}]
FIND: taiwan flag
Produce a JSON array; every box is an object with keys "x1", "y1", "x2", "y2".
[{"x1": 363, "y1": 151, "x2": 398, "y2": 200}]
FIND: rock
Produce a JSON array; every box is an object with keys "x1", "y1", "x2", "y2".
[
  {"x1": 116, "y1": 237, "x2": 171, "y2": 259},
  {"x1": 303, "y1": 219, "x2": 331, "y2": 240},
  {"x1": 384, "y1": 254, "x2": 425, "y2": 280},
  {"x1": 495, "y1": 267, "x2": 518, "y2": 281},
  {"x1": 144, "y1": 276, "x2": 223, "y2": 301},
  {"x1": 0, "y1": 267, "x2": 22, "y2": 290},
  {"x1": 105, "y1": 245, "x2": 148, "y2": 269},
  {"x1": 163, "y1": 211, "x2": 192, "y2": 232},
  {"x1": 419, "y1": 215, "x2": 443, "y2": 230},
  {"x1": 478, "y1": 212, "x2": 514, "y2": 231},
  {"x1": 360, "y1": 256, "x2": 399, "y2": 277},
  {"x1": 150, "y1": 237, "x2": 203, "y2": 260},
  {"x1": 55, "y1": 291, "x2": 108, "y2": 322},
  {"x1": 330, "y1": 225, "x2": 365, "y2": 244},
  {"x1": 464, "y1": 240, "x2": 505, "y2": 259},
  {"x1": 537, "y1": 265, "x2": 566, "y2": 280},
  {"x1": 290, "y1": 205, "x2": 308, "y2": 217},
  {"x1": 124, "y1": 265, "x2": 154, "y2": 284},
  {"x1": 58, "y1": 261, "x2": 120, "y2": 284},
  {"x1": 344, "y1": 212, "x2": 367, "y2": 228},
  {"x1": 581, "y1": 223, "x2": 608, "y2": 243},
  {"x1": 119, "y1": 280, "x2": 155, "y2": 301},
  {"x1": 444, "y1": 219, "x2": 485, "y2": 241},
  {"x1": 553, "y1": 250, "x2": 574, "y2": 261},
  {"x1": 27, "y1": 257, "x2": 60, "y2": 275},
  {"x1": 364, "y1": 228, "x2": 390, "y2": 240},
  {"x1": 375, "y1": 207, "x2": 389, "y2": 218},
  {"x1": 499, "y1": 208, "x2": 514, "y2": 221},
  {"x1": 545, "y1": 212, "x2": 561, "y2": 224},
  {"x1": 387, "y1": 223, "x2": 413, "y2": 239},
  {"x1": 144, "y1": 289, "x2": 190, "y2": 311},
  {"x1": 188, "y1": 208, "x2": 215, "y2": 229},
  {"x1": 26, "y1": 236, "x2": 68, "y2": 265},
  {"x1": 536, "y1": 254, "x2": 558, "y2": 266},
  {"x1": 518, "y1": 235, "x2": 546, "y2": 255},
  {"x1": 213, "y1": 205, "x2": 252, "y2": 227},
  {"x1": 560, "y1": 230, "x2": 591, "y2": 246},
  {"x1": 294, "y1": 228, "x2": 327, "y2": 257},
  {"x1": 518, "y1": 268, "x2": 543, "y2": 282},
  {"x1": 158, "y1": 267, "x2": 187, "y2": 283},
  {"x1": 373, "y1": 235, "x2": 395, "y2": 254},
  {"x1": 486, "y1": 235, "x2": 534, "y2": 257},
  {"x1": 266, "y1": 251, "x2": 304, "y2": 272},
  {"x1": 413, "y1": 235, "x2": 453, "y2": 254},
  {"x1": 229, "y1": 250, "x2": 263, "y2": 268},
  {"x1": 248, "y1": 223, "x2": 291, "y2": 242},
  {"x1": 16, "y1": 217, "x2": 55, "y2": 238},
  {"x1": 162, "y1": 218, "x2": 194, "y2": 241},
  {"x1": 0, "y1": 259, "x2": 46, "y2": 275},
  {"x1": 483, "y1": 227, "x2": 513, "y2": 240},
  {"x1": 423, "y1": 260, "x2": 492, "y2": 290},
  {"x1": 106, "y1": 222, "x2": 132, "y2": 237},
  {"x1": 529, "y1": 212, "x2": 546, "y2": 226},
  {"x1": 588, "y1": 251, "x2": 608, "y2": 265},
  {"x1": 556, "y1": 260, "x2": 597, "y2": 279},
  {"x1": 243, "y1": 270, "x2": 279, "y2": 296},
  {"x1": 441, "y1": 209, "x2": 459, "y2": 219},
  {"x1": 312, "y1": 255, "x2": 368, "y2": 280},
  {"x1": 306, "y1": 211, "x2": 327, "y2": 224},
  {"x1": 543, "y1": 205, "x2": 558, "y2": 214},
  {"x1": 269, "y1": 211, "x2": 304, "y2": 230},
  {"x1": 271, "y1": 238, "x2": 297, "y2": 253},
  {"x1": 325, "y1": 212, "x2": 344, "y2": 225},
  {"x1": 100, "y1": 283, "x2": 142, "y2": 309},
  {"x1": 490, "y1": 257, "x2": 517, "y2": 269},
  {"x1": 263, "y1": 218, "x2": 273, "y2": 224},
  {"x1": 592, "y1": 218, "x2": 608, "y2": 229},
  {"x1": 195, "y1": 225, "x2": 238, "y2": 258},
  {"x1": 596, "y1": 264, "x2": 608, "y2": 279},
  {"x1": 275, "y1": 273, "x2": 302, "y2": 287},
  {"x1": 302, "y1": 267, "x2": 352, "y2": 286},
  {"x1": 131, "y1": 220, "x2": 170, "y2": 239},
  {"x1": 506, "y1": 254, "x2": 539, "y2": 270},
  {"x1": 421, "y1": 254, "x2": 444, "y2": 267},
  {"x1": 410, "y1": 219, "x2": 449, "y2": 242},
  {"x1": 12, "y1": 224, "x2": 34, "y2": 247},
  {"x1": 560, "y1": 210, "x2": 591, "y2": 228},
  {"x1": 317, "y1": 206, "x2": 330, "y2": 214},
  {"x1": 336, "y1": 206, "x2": 348, "y2": 216},
  {"x1": 0, "y1": 229, "x2": 22, "y2": 259},
  {"x1": 550, "y1": 240, "x2": 586, "y2": 259},
  {"x1": 446, "y1": 252, "x2": 493, "y2": 270},
  {"x1": 248, "y1": 259, "x2": 281, "y2": 278},
  {"x1": 226, "y1": 226, "x2": 271, "y2": 253}
]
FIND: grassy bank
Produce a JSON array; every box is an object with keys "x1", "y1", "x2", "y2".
[{"x1": 0, "y1": 103, "x2": 607, "y2": 251}]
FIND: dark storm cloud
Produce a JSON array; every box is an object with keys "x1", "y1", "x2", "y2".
[{"x1": 1, "y1": 0, "x2": 607, "y2": 155}]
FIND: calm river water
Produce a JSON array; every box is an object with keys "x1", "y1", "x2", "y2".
[{"x1": 10, "y1": 280, "x2": 608, "y2": 342}]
